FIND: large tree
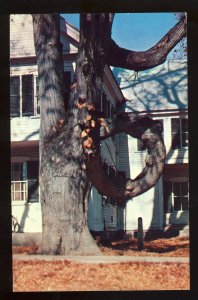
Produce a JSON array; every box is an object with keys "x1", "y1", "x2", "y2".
[{"x1": 32, "y1": 13, "x2": 187, "y2": 255}]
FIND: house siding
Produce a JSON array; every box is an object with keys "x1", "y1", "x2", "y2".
[
  {"x1": 10, "y1": 14, "x2": 36, "y2": 58},
  {"x1": 113, "y1": 60, "x2": 188, "y2": 234},
  {"x1": 12, "y1": 202, "x2": 42, "y2": 232},
  {"x1": 11, "y1": 117, "x2": 40, "y2": 142}
]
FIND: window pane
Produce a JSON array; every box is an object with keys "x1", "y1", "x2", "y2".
[
  {"x1": 181, "y1": 118, "x2": 188, "y2": 132},
  {"x1": 155, "y1": 119, "x2": 164, "y2": 133},
  {"x1": 11, "y1": 163, "x2": 23, "y2": 181},
  {"x1": 15, "y1": 191, "x2": 21, "y2": 201},
  {"x1": 182, "y1": 132, "x2": 188, "y2": 147},
  {"x1": 10, "y1": 76, "x2": 20, "y2": 116},
  {"x1": 23, "y1": 95, "x2": 34, "y2": 115},
  {"x1": 28, "y1": 179, "x2": 39, "y2": 202},
  {"x1": 27, "y1": 161, "x2": 39, "y2": 179},
  {"x1": 173, "y1": 182, "x2": 180, "y2": 196},
  {"x1": 171, "y1": 118, "x2": 180, "y2": 132},
  {"x1": 22, "y1": 75, "x2": 33, "y2": 116},
  {"x1": 174, "y1": 197, "x2": 182, "y2": 211},
  {"x1": 182, "y1": 196, "x2": 189, "y2": 210},
  {"x1": 172, "y1": 132, "x2": 180, "y2": 149},
  {"x1": 181, "y1": 182, "x2": 188, "y2": 196}
]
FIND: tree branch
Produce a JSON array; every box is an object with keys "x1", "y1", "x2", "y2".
[
  {"x1": 85, "y1": 113, "x2": 166, "y2": 204},
  {"x1": 108, "y1": 16, "x2": 187, "y2": 71}
]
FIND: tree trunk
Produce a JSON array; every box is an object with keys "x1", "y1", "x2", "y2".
[{"x1": 32, "y1": 14, "x2": 102, "y2": 255}]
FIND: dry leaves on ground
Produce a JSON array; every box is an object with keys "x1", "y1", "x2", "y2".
[
  {"x1": 13, "y1": 259, "x2": 189, "y2": 291},
  {"x1": 101, "y1": 236, "x2": 189, "y2": 257},
  {"x1": 12, "y1": 237, "x2": 190, "y2": 292}
]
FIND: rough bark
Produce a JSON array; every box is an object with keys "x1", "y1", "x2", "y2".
[{"x1": 108, "y1": 16, "x2": 187, "y2": 71}]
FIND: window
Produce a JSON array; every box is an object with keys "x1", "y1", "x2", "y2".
[
  {"x1": 11, "y1": 163, "x2": 23, "y2": 181},
  {"x1": 163, "y1": 180, "x2": 189, "y2": 212},
  {"x1": 22, "y1": 75, "x2": 34, "y2": 116},
  {"x1": 27, "y1": 161, "x2": 39, "y2": 202},
  {"x1": 171, "y1": 118, "x2": 188, "y2": 149},
  {"x1": 137, "y1": 118, "x2": 164, "y2": 151},
  {"x1": 11, "y1": 161, "x2": 39, "y2": 203},
  {"x1": 35, "y1": 76, "x2": 40, "y2": 115},
  {"x1": 10, "y1": 75, "x2": 35, "y2": 117},
  {"x1": 11, "y1": 181, "x2": 28, "y2": 202},
  {"x1": 10, "y1": 76, "x2": 20, "y2": 117},
  {"x1": 11, "y1": 163, "x2": 27, "y2": 202}
]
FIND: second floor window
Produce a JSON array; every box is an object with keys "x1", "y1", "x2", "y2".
[
  {"x1": 10, "y1": 76, "x2": 20, "y2": 117},
  {"x1": 171, "y1": 118, "x2": 188, "y2": 149},
  {"x1": 10, "y1": 74, "x2": 35, "y2": 117},
  {"x1": 22, "y1": 75, "x2": 34, "y2": 116}
]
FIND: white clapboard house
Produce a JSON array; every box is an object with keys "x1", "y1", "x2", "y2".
[
  {"x1": 10, "y1": 14, "x2": 188, "y2": 239},
  {"x1": 10, "y1": 14, "x2": 125, "y2": 237},
  {"x1": 112, "y1": 59, "x2": 188, "y2": 237}
]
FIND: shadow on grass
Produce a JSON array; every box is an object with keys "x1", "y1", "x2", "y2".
[{"x1": 99, "y1": 237, "x2": 189, "y2": 255}]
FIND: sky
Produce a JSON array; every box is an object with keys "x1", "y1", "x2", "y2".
[{"x1": 61, "y1": 13, "x2": 185, "y2": 57}]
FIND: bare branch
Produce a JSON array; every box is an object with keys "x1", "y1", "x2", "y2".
[
  {"x1": 108, "y1": 16, "x2": 187, "y2": 71},
  {"x1": 85, "y1": 113, "x2": 166, "y2": 204}
]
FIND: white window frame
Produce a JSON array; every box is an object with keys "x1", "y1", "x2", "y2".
[
  {"x1": 165, "y1": 178, "x2": 189, "y2": 213},
  {"x1": 11, "y1": 162, "x2": 28, "y2": 204},
  {"x1": 11, "y1": 180, "x2": 28, "y2": 204},
  {"x1": 171, "y1": 117, "x2": 188, "y2": 150},
  {"x1": 10, "y1": 74, "x2": 39, "y2": 118}
]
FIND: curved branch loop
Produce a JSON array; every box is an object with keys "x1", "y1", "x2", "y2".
[{"x1": 85, "y1": 113, "x2": 166, "y2": 205}]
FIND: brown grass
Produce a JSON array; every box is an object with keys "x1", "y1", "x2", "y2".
[
  {"x1": 12, "y1": 236, "x2": 190, "y2": 291},
  {"x1": 13, "y1": 259, "x2": 189, "y2": 291}
]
